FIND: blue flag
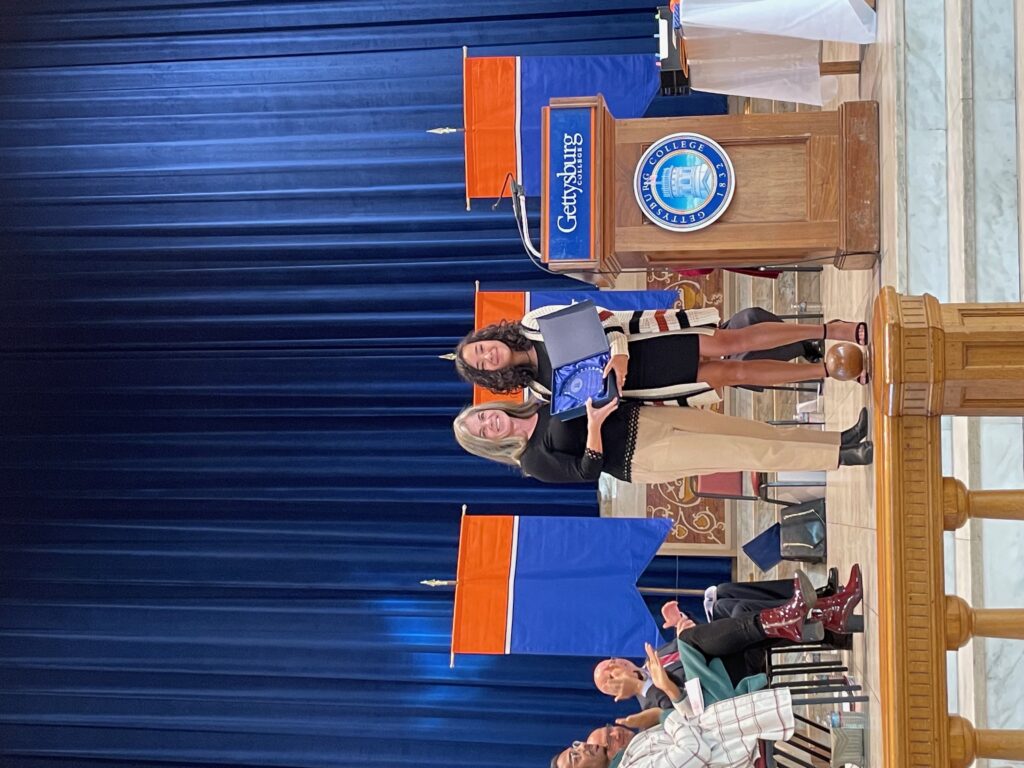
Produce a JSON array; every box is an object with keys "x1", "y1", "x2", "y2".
[
  {"x1": 509, "y1": 517, "x2": 670, "y2": 656},
  {"x1": 519, "y1": 54, "x2": 660, "y2": 196}
]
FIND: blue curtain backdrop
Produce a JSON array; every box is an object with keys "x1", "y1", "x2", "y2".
[{"x1": 0, "y1": 3, "x2": 730, "y2": 767}]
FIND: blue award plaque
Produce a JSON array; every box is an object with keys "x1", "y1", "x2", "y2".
[
  {"x1": 537, "y1": 301, "x2": 619, "y2": 421},
  {"x1": 552, "y1": 355, "x2": 611, "y2": 415}
]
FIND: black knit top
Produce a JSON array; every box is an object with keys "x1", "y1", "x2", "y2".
[{"x1": 519, "y1": 404, "x2": 641, "y2": 483}]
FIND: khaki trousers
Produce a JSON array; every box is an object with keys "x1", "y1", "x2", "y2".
[{"x1": 630, "y1": 407, "x2": 841, "y2": 483}]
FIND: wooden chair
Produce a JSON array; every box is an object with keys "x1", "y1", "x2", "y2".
[
  {"x1": 690, "y1": 472, "x2": 824, "y2": 507},
  {"x1": 759, "y1": 643, "x2": 869, "y2": 767}
]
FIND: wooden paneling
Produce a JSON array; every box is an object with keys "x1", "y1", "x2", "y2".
[
  {"x1": 617, "y1": 221, "x2": 838, "y2": 255},
  {"x1": 614, "y1": 110, "x2": 840, "y2": 143},
  {"x1": 808, "y1": 136, "x2": 840, "y2": 221},
  {"x1": 723, "y1": 142, "x2": 811, "y2": 223},
  {"x1": 613, "y1": 104, "x2": 874, "y2": 269},
  {"x1": 544, "y1": 99, "x2": 880, "y2": 280},
  {"x1": 839, "y1": 100, "x2": 881, "y2": 256},
  {"x1": 941, "y1": 303, "x2": 1024, "y2": 415}
]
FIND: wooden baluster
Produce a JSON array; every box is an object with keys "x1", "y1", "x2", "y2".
[
  {"x1": 943, "y1": 477, "x2": 1024, "y2": 530},
  {"x1": 949, "y1": 715, "x2": 1024, "y2": 768},
  {"x1": 946, "y1": 595, "x2": 1024, "y2": 649}
]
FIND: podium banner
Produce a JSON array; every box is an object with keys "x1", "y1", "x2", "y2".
[
  {"x1": 463, "y1": 54, "x2": 660, "y2": 199},
  {"x1": 543, "y1": 106, "x2": 595, "y2": 262}
]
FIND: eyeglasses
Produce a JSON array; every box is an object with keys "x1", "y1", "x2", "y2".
[{"x1": 567, "y1": 741, "x2": 586, "y2": 767}]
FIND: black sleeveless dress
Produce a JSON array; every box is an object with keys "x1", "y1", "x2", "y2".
[{"x1": 532, "y1": 334, "x2": 701, "y2": 393}]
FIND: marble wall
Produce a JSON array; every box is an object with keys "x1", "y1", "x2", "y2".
[
  {"x1": 970, "y1": 0, "x2": 1023, "y2": 746},
  {"x1": 972, "y1": 0, "x2": 1020, "y2": 304},
  {"x1": 905, "y1": 0, "x2": 949, "y2": 301},
  {"x1": 979, "y1": 419, "x2": 1024, "y2": 739},
  {"x1": 901, "y1": 0, "x2": 1019, "y2": 753},
  {"x1": 903, "y1": 0, "x2": 1023, "y2": 748}
]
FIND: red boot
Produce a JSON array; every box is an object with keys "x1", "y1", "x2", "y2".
[
  {"x1": 810, "y1": 564, "x2": 863, "y2": 633},
  {"x1": 758, "y1": 571, "x2": 817, "y2": 643}
]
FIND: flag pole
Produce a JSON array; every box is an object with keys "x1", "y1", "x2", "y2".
[
  {"x1": 423, "y1": 585, "x2": 704, "y2": 598},
  {"x1": 424, "y1": 582, "x2": 703, "y2": 597},
  {"x1": 443, "y1": 504, "x2": 468, "y2": 668},
  {"x1": 638, "y1": 587, "x2": 705, "y2": 597},
  {"x1": 462, "y1": 46, "x2": 471, "y2": 212}
]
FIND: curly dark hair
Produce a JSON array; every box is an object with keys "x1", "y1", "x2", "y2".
[{"x1": 454, "y1": 320, "x2": 538, "y2": 394}]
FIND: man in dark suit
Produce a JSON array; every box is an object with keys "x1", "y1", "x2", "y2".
[
  {"x1": 592, "y1": 636, "x2": 688, "y2": 711},
  {"x1": 592, "y1": 614, "x2": 766, "y2": 713}
]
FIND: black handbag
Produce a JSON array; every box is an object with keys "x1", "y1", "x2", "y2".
[{"x1": 779, "y1": 498, "x2": 826, "y2": 562}]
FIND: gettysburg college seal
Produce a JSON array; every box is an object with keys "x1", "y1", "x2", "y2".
[{"x1": 633, "y1": 133, "x2": 735, "y2": 232}]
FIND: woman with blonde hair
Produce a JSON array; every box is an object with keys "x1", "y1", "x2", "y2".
[{"x1": 453, "y1": 398, "x2": 871, "y2": 484}]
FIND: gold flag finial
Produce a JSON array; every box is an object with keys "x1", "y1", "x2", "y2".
[
  {"x1": 438, "y1": 352, "x2": 457, "y2": 361},
  {"x1": 420, "y1": 579, "x2": 457, "y2": 588}
]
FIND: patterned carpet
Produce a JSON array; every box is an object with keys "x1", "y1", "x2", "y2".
[{"x1": 643, "y1": 268, "x2": 730, "y2": 555}]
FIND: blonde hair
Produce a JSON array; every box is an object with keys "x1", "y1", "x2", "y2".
[{"x1": 452, "y1": 400, "x2": 541, "y2": 468}]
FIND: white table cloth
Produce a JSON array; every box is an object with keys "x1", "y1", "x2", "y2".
[
  {"x1": 679, "y1": 0, "x2": 876, "y2": 45},
  {"x1": 683, "y1": 24, "x2": 834, "y2": 106}
]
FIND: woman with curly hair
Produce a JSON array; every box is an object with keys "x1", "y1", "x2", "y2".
[
  {"x1": 452, "y1": 398, "x2": 872, "y2": 485},
  {"x1": 454, "y1": 305, "x2": 868, "y2": 407}
]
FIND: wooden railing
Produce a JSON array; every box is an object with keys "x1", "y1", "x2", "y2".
[{"x1": 872, "y1": 287, "x2": 1024, "y2": 767}]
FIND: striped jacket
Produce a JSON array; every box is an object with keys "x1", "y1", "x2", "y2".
[
  {"x1": 519, "y1": 304, "x2": 722, "y2": 407},
  {"x1": 618, "y1": 687, "x2": 795, "y2": 768}
]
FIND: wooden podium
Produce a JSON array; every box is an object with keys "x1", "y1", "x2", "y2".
[{"x1": 540, "y1": 95, "x2": 879, "y2": 286}]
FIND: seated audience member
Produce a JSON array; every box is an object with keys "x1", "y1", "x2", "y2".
[
  {"x1": 692, "y1": 564, "x2": 863, "y2": 649},
  {"x1": 555, "y1": 644, "x2": 795, "y2": 768},
  {"x1": 703, "y1": 568, "x2": 840, "y2": 620},
  {"x1": 594, "y1": 573, "x2": 819, "y2": 710},
  {"x1": 586, "y1": 724, "x2": 636, "y2": 768}
]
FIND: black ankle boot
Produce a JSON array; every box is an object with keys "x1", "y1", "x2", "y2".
[
  {"x1": 839, "y1": 441, "x2": 873, "y2": 467},
  {"x1": 802, "y1": 340, "x2": 824, "y2": 363},
  {"x1": 817, "y1": 566, "x2": 840, "y2": 598},
  {"x1": 823, "y1": 629, "x2": 854, "y2": 651},
  {"x1": 840, "y1": 408, "x2": 869, "y2": 448}
]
